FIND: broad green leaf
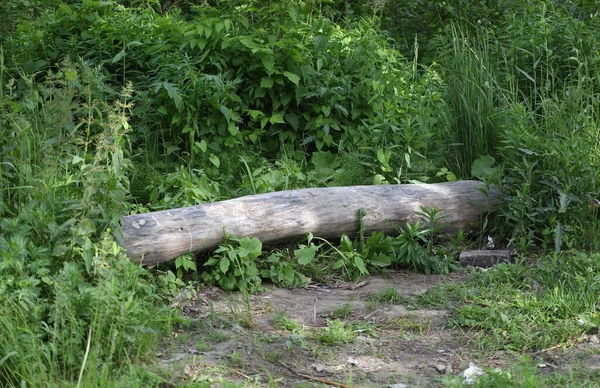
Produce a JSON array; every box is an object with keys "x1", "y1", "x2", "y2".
[
  {"x1": 240, "y1": 237, "x2": 262, "y2": 259},
  {"x1": 558, "y1": 192, "x2": 569, "y2": 213},
  {"x1": 191, "y1": 37, "x2": 206, "y2": 50},
  {"x1": 373, "y1": 174, "x2": 386, "y2": 185},
  {"x1": 209, "y1": 154, "x2": 220, "y2": 168},
  {"x1": 269, "y1": 112, "x2": 285, "y2": 124},
  {"x1": 281, "y1": 93, "x2": 292, "y2": 107},
  {"x1": 261, "y1": 55, "x2": 275, "y2": 73},
  {"x1": 369, "y1": 254, "x2": 392, "y2": 267},
  {"x1": 228, "y1": 123, "x2": 239, "y2": 136},
  {"x1": 239, "y1": 36, "x2": 257, "y2": 49},
  {"x1": 471, "y1": 155, "x2": 497, "y2": 181},
  {"x1": 554, "y1": 222, "x2": 564, "y2": 253},
  {"x1": 332, "y1": 259, "x2": 345, "y2": 270},
  {"x1": 260, "y1": 77, "x2": 274, "y2": 88},
  {"x1": 353, "y1": 256, "x2": 369, "y2": 275},
  {"x1": 376, "y1": 148, "x2": 387, "y2": 164},
  {"x1": 111, "y1": 49, "x2": 126, "y2": 63},
  {"x1": 162, "y1": 82, "x2": 183, "y2": 110},
  {"x1": 295, "y1": 246, "x2": 317, "y2": 265},
  {"x1": 283, "y1": 71, "x2": 300, "y2": 85},
  {"x1": 282, "y1": 265, "x2": 294, "y2": 284},
  {"x1": 112, "y1": 150, "x2": 123, "y2": 175},
  {"x1": 311, "y1": 151, "x2": 338, "y2": 170},
  {"x1": 314, "y1": 35, "x2": 328, "y2": 51},
  {"x1": 340, "y1": 234, "x2": 354, "y2": 252},
  {"x1": 219, "y1": 275, "x2": 237, "y2": 291},
  {"x1": 219, "y1": 105, "x2": 231, "y2": 123},
  {"x1": 260, "y1": 117, "x2": 269, "y2": 129},
  {"x1": 197, "y1": 139, "x2": 207, "y2": 153},
  {"x1": 285, "y1": 112, "x2": 299, "y2": 130}
]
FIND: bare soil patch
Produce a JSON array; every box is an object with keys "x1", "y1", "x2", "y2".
[{"x1": 155, "y1": 270, "x2": 599, "y2": 387}]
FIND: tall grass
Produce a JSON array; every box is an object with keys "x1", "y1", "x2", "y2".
[
  {"x1": 438, "y1": 25, "x2": 503, "y2": 178},
  {"x1": 432, "y1": 2, "x2": 600, "y2": 251},
  {"x1": 0, "y1": 59, "x2": 172, "y2": 387},
  {"x1": 494, "y1": 2, "x2": 600, "y2": 251}
]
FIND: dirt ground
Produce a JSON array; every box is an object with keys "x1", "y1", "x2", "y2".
[{"x1": 155, "y1": 270, "x2": 600, "y2": 387}]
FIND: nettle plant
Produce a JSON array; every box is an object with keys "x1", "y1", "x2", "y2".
[{"x1": 202, "y1": 236, "x2": 263, "y2": 292}]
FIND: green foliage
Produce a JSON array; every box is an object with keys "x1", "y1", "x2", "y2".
[
  {"x1": 318, "y1": 319, "x2": 357, "y2": 345},
  {"x1": 202, "y1": 236, "x2": 263, "y2": 291},
  {"x1": 492, "y1": 2, "x2": 600, "y2": 251},
  {"x1": 0, "y1": 59, "x2": 171, "y2": 386},
  {"x1": 434, "y1": 25, "x2": 502, "y2": 178},
  {"x1": 369, "y1": 285, "x2": 407, "y2": 305},
  {"x1": 272, "y1": 310, "x2": 301, "y2": 332},
  {"x1": 381, "y1": 0, "x2": 512, "y2": 57},
  {"x1": 439, "y1": 252, "x2": 600, "y2": 352},
  {"x1": 443, "y1": 356, "x2": 598, "y2": 388},
  {"x1": 260, "y1": 250, "x2": 311, "y2": 288},
  {"x1": 3, "y1": 0, "x2": 600, "y2": 385},
  {"x1": 329, "y1": 303, "x2": 353, "y2": 320},
  {"x1": 4, "y1": 0, "x2": 448, "y2": 192},
  {"x1": 394, "y1": 206, "x2": 458, "y2": 275},
  {"x1": 175, "y1": 254, "x2": 197, "y2": 279}
]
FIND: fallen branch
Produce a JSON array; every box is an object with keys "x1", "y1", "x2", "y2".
[
  {"x1": 122, "y1": 181, "x2": 499, "y2": 266},
  {"x1": 278, "y1": 361, "x2": 358, "y2": 388}
]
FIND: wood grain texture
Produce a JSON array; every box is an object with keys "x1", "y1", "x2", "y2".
[{"x1": 122, "y1": 181, "x2": 499, "y2": 266}]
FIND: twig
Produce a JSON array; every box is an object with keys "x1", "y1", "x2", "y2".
[
  {"x1": 278, "y1": 361, "x2": 357, "y2": 388},
  {"x1": 350, "y1": 280, "x2": 369, "y2": 290},
  {"x1": 363, "y1": 309, "x2": 380, "y2": 320},
  {"x1": 533, "y1": 336, "x2": 587, "y2": 355},
  {"x1": 313, "y1": 297, "x2": 318, "y2": 326},
  {"x1": 234, "y1": 370, "x2": 255, "y2": 379}
]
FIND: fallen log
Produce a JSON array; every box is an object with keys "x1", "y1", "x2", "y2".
[{"x1": 122, "y1": 181, "x2": 499, "y2": 266}]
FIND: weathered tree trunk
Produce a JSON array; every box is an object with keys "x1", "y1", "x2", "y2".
[{"x1": 122, "y1": 181, "x2": 499, "y2": 266}]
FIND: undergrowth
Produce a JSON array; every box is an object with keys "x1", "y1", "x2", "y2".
[
  {"x1": 1, "y1": 0, "x2": 600, "y2": 385},
  {"x1": 419, "y1": 251, "x2": 600, "y2": 353}
]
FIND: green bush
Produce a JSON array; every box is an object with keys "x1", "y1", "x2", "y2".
[
  {"x1": 0, "y1": 58, "x2": 171, "y2": 386},
  {"x1": 5, "y1": 1, "x2": 448, "y2": 192}
]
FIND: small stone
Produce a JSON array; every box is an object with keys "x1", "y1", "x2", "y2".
[
  {"x1": 446, "y1": 364, "x2": 453, "y2": 374},
  {"x1": 538, "y1": 363, "x2": 547, "y2": 368},
  {"x1": 459, "y1": 250, "x2": 512, "y2": 268},
  {"x1": 387, "y1": 384, "x2": 407, "y2": 388},
  {"x1": 589, "y1": 335, "x2": 599, "y2": 344},
  {"x1": 356, "y1": 335, "x2": 375, "y2": 343},
  {"x1": 435, "y1": 364, "x2": 446, "y2": 373}
]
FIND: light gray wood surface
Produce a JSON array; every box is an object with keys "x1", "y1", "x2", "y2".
[{"x1": 122, "y1": 181, "x2": 499, "y2": 266}]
